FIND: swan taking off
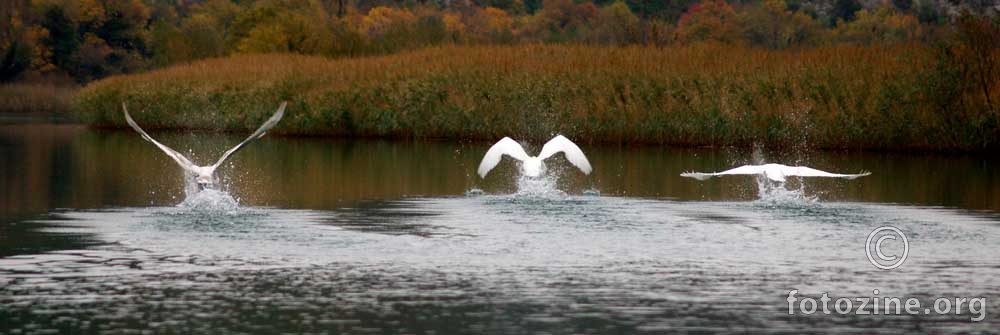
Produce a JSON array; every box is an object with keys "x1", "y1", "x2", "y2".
[
  {"x1": 478, "y1": 135, "x2": 592, "y2": 178},
  {"x1": 123, "y1": 102, "x2": 286, "y2": 190},
  {"x1": 681, "y1": 164, "x2": 870, "y2": 182}
]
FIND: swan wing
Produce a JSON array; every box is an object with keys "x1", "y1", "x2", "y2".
[
  {"x1": 782, "y1": 166, "x2": 871, "y2": 179},
  {"x1": 477, "y1": 137, "x2": 529, "y2": 178},
  {"x1": 681, "y1": 165, "x2": 765, "y2": 180},
  {"x1": 538, "y1": 135, "x2": 592, "y2": 174},
  {"x1": 123, "y1": 103, "x2": 200, "y2": 173},
  {"x1": 211, "y1": 102, "x2": 286, "y2": 169}
]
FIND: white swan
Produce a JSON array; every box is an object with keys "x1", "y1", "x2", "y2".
[
  {"x1": 478, "y1": 135, "x2": 592, "y2": 178},
  {"x1": 123, "y1": 102, "x2": 286, "y2": 190},
  {"x1": 681, "y1": 164, "x2": 870, "y2": 182}
]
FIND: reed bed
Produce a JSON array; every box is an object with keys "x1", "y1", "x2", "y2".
[
  {"x1": 74, "y1": 44, "x2": 1000, "y2": 151},
  {"x1": 1, "y1": 84, "x2": 77, "y2": 113}
]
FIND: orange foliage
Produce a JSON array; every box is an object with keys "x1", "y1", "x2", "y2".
[{"x1": 674, "y1": 0, "x2": 742, "y2": 44}]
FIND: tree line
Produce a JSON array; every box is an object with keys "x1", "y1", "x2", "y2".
[{"x1": 0, "y1": 0, "x2": 997, "y2": 85}]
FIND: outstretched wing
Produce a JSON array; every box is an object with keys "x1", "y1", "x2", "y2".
[
  {"x1": 477, "y1": 137, "x2": 529, "y2": 178},
  {"x1": 211, "y1": 102, "x2": 286, "y2": 169},
  {"x1": 538, "y1": 135, "x2": 592, "y2": 175},
  {"x1": 680, "y1": 165, "x2": 765, "y2": 180},
  {"x1": 781, "y1": 166, "x2": 871, "y2": 179},
  {"x1": 123, "y1": 103, "x2": 200, "y2": 173}
]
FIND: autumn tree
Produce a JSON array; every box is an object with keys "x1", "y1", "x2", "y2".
[
  {"x1": 150, "y1": 20, "x2": 192, "y2": 65},
  {"x1": 230, "y1": 0, "x2": 337, "y2": 55},
  {"x1": 467, "y1": 7, "x2": 514, "y2": 42},
  {"x1": 479, "y1": 0, "x2": 526, "y2": 15},
  {"x1": 181, "y1": 14, "x2": 227, "y2": 58},
  {"x1": 1, "y1": 2, "x2": 37, "y2": 81},
  {"x1": 833, "y1": 6, "x2": 920, "y2": 45},
  {"x1": 742, "y1": 0, "x2": 822, "y2": 49},
  {"x1": 590, "y1": 1, "x2": 639, "y2": 45},
  {"x1": 183, "y1": 0, "x2": 241, "y2": 57},
  {"x1": 521, "y1": 0, "x2": 597, "y2": 43},
  {"x1": 674, "y1": 0, "x2": 742, "y2": 44},
  {"x1": 362, "y1": 6, "x2": 416, "y2": 38},
  {"x1": 953, "y1": 12, "x2": 1000, "y2": 113},
  {"x1": 37, "y1": 3, "x2": 78, "y2": 73},
  {"x1": 442, "y1": 12, "x2": 467, "y2": 41},
  {"x1": 29, "y1": 0, "x2": 151, "y2": 82}
]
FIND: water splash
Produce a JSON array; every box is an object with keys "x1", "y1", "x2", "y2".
[
  {"x1": 515, "y1": 174, "x2": 566, "y2": 198},
  {"x1": 753, "y1": 175, "x2": 817, "y2": 207},
  {"x1": 179, "y1": 189, "x2": 240, "y2": 212},
  {"x1": 178, "y1": 174, "x2": 241, "y2": 212},
  {"x1": 745, "y1": 146, "x2": 817, "y2": 205}
]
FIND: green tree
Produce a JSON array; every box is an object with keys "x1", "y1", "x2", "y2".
[
  {"x1": 590, "y1": 1, "x2": 640, "y2": 45},
  {"x1": 230, "y1": 0, "x2": 336, "y2": 55},
  {"x1": 523, "y1": 0, "x2": 541, "y2": 13},
  {"x1": 182, "y1": 14, "x2": 226, "y2": 58},
  {"x1": 829, "y1": 0, "x2": 861, "y2": 25},
  {"x1": 93, "y1": 0, "x2": 150, "y2": 52},
  {"x1": 75, "y1": 32, "x2": 115, "y2": 80},
  {"x1": 914, "y1": 0, "x2": 940, "y2": 24},
  {"x1": 0, "y1": 16, "x2": 34, "y2": 81},
  {"x1": 38, "y1": 3, "x2": 79, "y2": 71},
  {"x1": 150, "y1": 20, "x2": 192, "y2": 65}
]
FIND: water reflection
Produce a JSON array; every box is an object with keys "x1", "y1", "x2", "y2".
[
  {"x1": 2, "y1": 124, "x2": 998, "y2": 216},
  {"x1": 0, "y1": 212, "x2": 103, "y2": 258}
]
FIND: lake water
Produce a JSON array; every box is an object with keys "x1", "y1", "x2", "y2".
[{"x1": 2, "y1": 122, "x2": 999, "y2": 334}]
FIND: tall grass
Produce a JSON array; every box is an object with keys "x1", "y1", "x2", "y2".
[
  {"x1": 74, "y1": 44, "x2": 1000, "y2": 151},
  {"x1": 1, "y1": 84, "x2": 77, "y2": 113}
]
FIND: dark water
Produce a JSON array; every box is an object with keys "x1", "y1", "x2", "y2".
[{"x1": 2, "y1": 123, "x2": 999, "y2": 334}]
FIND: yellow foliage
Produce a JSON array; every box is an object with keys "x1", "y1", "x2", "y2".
[
  {"x1": 481, "y1": 7, "x2": 513, "y2": 34},
  {"x1": 77, "y1": 0, "x2": 106, "y2": 25},
  {"x1": 835, "y1": 6, "x2": 921, "y2": 44},
  {"x1": 238, "y1": 23, "x2": 289, "y2": 53},
  {"x1": 442, "y1": 12, "x2": 466, "y2": 40},
  {"x1": 363, "y1": 6, "x2": 416, "y2": 38},
  {"x1": 28, "y1": 26, "x2": 55, "y2": 71},
  {"x1": 443, "y1": 13, "x2": 465, "y2": 33},
  {"x1": 190, "y1": 0, "x2": 242, "y2": 27}
]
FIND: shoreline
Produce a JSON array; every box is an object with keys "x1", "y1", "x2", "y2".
[
  {"x1": 72, "y1": 45, "x2": 1000, "y2": 152},
  {"x1": 55, "y1": 122, "x2": 1000, "y2": 156}
]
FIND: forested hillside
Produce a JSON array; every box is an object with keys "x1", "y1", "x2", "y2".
[{"x1": 1, "y1": 0, "x2": 996, "y2": 84}]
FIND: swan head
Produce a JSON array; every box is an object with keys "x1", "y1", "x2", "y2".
[{"x1": 522, "y1": 157, "x2": 545, "y2": 178}]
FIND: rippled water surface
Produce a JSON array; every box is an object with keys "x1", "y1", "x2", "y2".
[{"x1": 2, "y1": 123, "x2": 999, "y2": 334}]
